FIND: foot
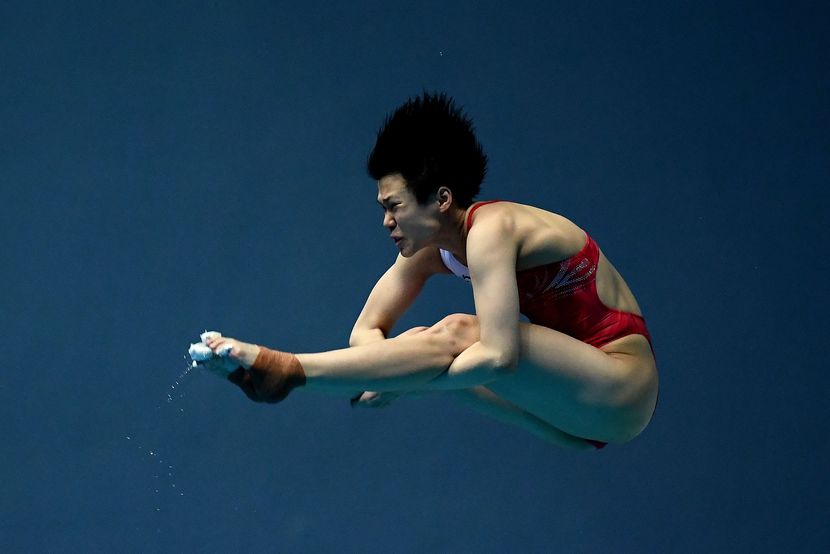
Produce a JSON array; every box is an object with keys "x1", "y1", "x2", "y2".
[{"x1": 228, "y1": 347, "x2": 306, "y2": 403}]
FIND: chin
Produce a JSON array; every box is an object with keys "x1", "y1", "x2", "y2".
[{"x1": 399, "y1": 244, "x2": 419, "y2": 258}]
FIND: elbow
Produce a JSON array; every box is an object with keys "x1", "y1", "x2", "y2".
[
  {"x1": 348, "y1": 330, "x2": 365, "y2": 348},
  {"x1": 491, "y1": 351, "x2": 519, "y2": 375},
  {"x1": 446, "y1": 345, "x2": 517, "y2": 381},
  {"x1": 470, "y1": 341, "x2": 518, "y2": 376},
  {"x1": 349, "y1": 327, "x2": 387, "y2": 347}
]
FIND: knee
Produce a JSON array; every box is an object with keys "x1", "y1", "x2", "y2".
[
  {"x1": 435, "y1": 313, "x2": 479, "y2": 334},
  {"x1": 429, "y1": 313, "x2": 480, "y2": 354}
]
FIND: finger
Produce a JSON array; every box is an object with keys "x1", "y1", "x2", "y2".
[
  {"x1": 207, "y1": 337, "x2": 229, "y2": 351},
  {"x1": 208, "y1": 340, "x2": 238, "y2": 361},
  {"x1": 350, "y1": 391, "x2": 378, "y2": 408},
  {"x1": 200, "y1": 331, "x2": 222, "y2": 346},
  {"x1": 206, "y1": 336, "x2": 234, "y2": 348},
  {"x1": 215, "y1": 342, "x2": 235, "y2": 357},
  {"x1": 354, "y1": 391, "x2": 388, "y2": 408},
  {"x1": 357, "y1": 391, "x2": 382, "y2": 406}
]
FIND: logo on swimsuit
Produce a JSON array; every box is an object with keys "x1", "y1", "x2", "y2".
[{"x1": 541, "y1": 258, "x2": 596, "y2": 298}]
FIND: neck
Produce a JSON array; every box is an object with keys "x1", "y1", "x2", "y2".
[{"x1": 433, "y1": 204, "x2": 470, "y2": 263}]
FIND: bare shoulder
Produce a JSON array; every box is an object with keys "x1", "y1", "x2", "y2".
[
  {"x1": 468, "y1": 201, "x2": 587, "y2": 266},
  {"x1": 466, "y1": 201, "x2": 520, "y2": 238},
  {"x1": 465, "y1": 204, "x2": 520, "y2": 265},
  {"x1": 468, "y1": 201, "x2": 568, "y2": 233}
]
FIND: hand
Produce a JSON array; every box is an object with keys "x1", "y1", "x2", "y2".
[{"x1": 350, "y1": 390, "x2": 401, "y2": 408}]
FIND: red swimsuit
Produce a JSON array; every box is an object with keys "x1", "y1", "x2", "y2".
[
  {"x1": 513, "y1": 233, "x2": 652, "y2": 351},
  {"x1": 439, "y1": 201, "x2": 654, "y2": 449},
  {"x1": 463, "y1": 200, "x2": 652, "y2": 350}
]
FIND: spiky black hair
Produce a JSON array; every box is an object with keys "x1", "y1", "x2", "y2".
[{"x1": 367, "y1": 92, "x2": 488, "y2": 208}]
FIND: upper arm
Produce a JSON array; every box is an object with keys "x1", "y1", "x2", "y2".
[
  {"x1": 351, "y1": 247, "x2": 448, "y2": 341},
  {"x1": 466, "y1": 213, "x2": 521, "y2": 368}
]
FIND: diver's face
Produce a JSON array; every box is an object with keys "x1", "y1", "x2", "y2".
[{"x1": 377, "y1": 174, "x2": 440, "y2": 257}]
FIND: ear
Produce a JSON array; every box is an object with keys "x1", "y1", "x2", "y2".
[{"x1": 436, "y1": 186, "x2": 453, "y2": 212}]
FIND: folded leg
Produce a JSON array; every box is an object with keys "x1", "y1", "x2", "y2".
[{"x1": 451, "y1": 386, "x2": 595, "y2": 450}]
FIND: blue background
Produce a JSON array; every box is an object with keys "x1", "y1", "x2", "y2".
[{"x1": 2, "y1": 1, "x2": 827, "y2": 552}]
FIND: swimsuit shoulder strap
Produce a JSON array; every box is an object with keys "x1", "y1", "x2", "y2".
[
  {"x1": 439, "y1": 248, "x2": 471, "y2": 280},
  {"x1": 465, "y1": 200, "x2": 504, "y2": 231}
]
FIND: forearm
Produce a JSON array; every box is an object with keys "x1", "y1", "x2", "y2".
[{"x1": 420, "y1": 341, "x2": 513, "y2": 391}]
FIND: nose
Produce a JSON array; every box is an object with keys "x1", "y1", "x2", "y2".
[{"x1": 383, "y1": 211, "x2": 395, "y2": 230}]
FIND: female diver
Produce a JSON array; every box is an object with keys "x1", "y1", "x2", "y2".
[{"x1": 201, "y1": 92, "x2": 658, "y2": 450}]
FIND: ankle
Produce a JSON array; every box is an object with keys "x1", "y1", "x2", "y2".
[{"x1": 250, "y1": 347, "x2": 307, "y2": 402}]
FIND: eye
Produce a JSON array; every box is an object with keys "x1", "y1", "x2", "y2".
[{"x1": 378, "y1": 201, "x2": 400, "y2": 214}]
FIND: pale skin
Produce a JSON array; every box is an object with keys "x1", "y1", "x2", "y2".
[{"x1": 204, "y1": 174, "x2": 659, "y2": 448}]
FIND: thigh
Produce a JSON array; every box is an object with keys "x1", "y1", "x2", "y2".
[
  {"x1": 420, "y1": 314, "x2": 657, "y2": 443},
  {"x1": 490, "y1": 323, "x2": 658, "y2": 442},
  {"x1": 428, "y1": 314, "x2": 657, "y2": 443},
  {"x1": 451, "y1": 387, "x2": 596, "y2": 450}
]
